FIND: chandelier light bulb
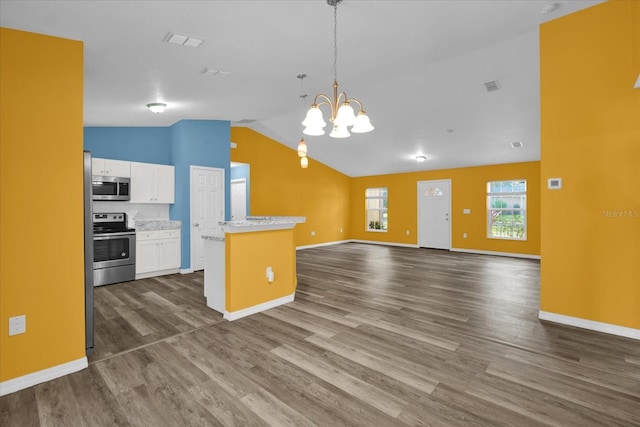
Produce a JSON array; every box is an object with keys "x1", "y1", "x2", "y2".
[
  {"x1": 300, "y1": 156, "x2": 309, "y2": 168},
  {"x1": 297, "y1": 138, "x2": 307, "y2": 157},
  {"x1": 302, "y1": 106, "x2": 326, "y2": 129},
  {"x1": 351, "y1": 112, "x2": 374, "y2": 133},
  {"x1": 335, "y1": 103, "x2": 356, "y2": 127},
  {"x1": 329, "y1": 125, "x2": 350, "y2": 138},
  {"x1": 303, "y1": 125, "x2": 326, "y2": 136}
]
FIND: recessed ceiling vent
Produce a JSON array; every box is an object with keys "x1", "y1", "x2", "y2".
[
  {"x1": 510, "y1": 141, "x2": 524, "y2": 149},
  {"x1": 164, "y1": 32, "x2": 204, "y2": 48},
  {"x1": 484, "y1": 80, "x2": 501, "y2": 92},
  {"x1": 202, "y1": 68, "x2": 231, "y2": 77}
]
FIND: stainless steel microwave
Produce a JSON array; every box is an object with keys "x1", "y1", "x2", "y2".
[{"x1": 92, "y1": 176, "x2": 130, "y2": 201}]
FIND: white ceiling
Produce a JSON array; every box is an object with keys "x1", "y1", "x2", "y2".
[{"x1": 1, "y1": 0, "x2": 602, "y2": 177}]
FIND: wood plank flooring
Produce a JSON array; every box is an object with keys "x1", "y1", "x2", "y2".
[{"x1": 2, "y1": 243, "x2": 639, "y2": 426}]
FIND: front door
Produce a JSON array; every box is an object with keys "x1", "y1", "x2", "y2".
[
  {"x1": 190, "y1": 166, "x2": 224, "y2": 271},
  {"x1": 418, "y1": 180, "x2": 451, "y2": 250}
]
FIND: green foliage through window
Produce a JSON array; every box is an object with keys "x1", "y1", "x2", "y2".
[
  {"x1": 487, "y1": 180, "x2": 527, "y2": 240},
  {"x1": 366, "y1": 187, "x2": 388, "y2": 232}
]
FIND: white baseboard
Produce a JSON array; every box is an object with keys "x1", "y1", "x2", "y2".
[
  {"x1": 450, "y1": 248, "x2": 540, "y2": 260},
  {"x1": 539, "y1": 311, "x2": 640, "y2": 340},
  {"x1": 349, "y1": 239, "x2": 420, "y2": 248},
  {"x1": 224, "y1": 293, "x2": 295, "y2": 321},
  {"x1": 135, "y1": 268, "x2": 180, "y2": 280},
  {"x1": 180, "y1": 268, "x2": 195, "y2": 274},
  {"x1": 297, "y1": 240, "x2": 351, "y2": 250},
  {"x1": 0, "y1": 357, "x2": 88, "y2": 396}
]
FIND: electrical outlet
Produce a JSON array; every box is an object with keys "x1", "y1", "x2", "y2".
[
  {"x1": 311, "y1": 231, "x2": 315, "y2": 236},
  {"x1": 463, "y1": 233, "x2": 467, "y2": 239},
  {"x1": 9, "y1": 315, "x2": 26, "y2": 336},
  {"x1": 340, "y1": 228, "x2": 343, "y2": 233},
  {"x1": 406, "y1": 230, "x2": 410, "y2": 235}
]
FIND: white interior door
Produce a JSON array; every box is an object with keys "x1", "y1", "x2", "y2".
[
  {"x1": 230, "y1": 179, "x2": 247, "y2": 220},
  {"x1": 190, "y1": 166, "x2": 224, "y2": 271},
  {"x1": 418, "y1": 180, "x2": 451, "y2": 249}
]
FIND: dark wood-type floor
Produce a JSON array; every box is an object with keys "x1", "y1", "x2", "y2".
[{"x1": 2, "y1": 243, "x2": 640, "y2": 426}]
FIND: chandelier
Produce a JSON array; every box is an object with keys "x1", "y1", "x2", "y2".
[{"x1": 302, "y1": 0, "x2": 374, "y2": 138}]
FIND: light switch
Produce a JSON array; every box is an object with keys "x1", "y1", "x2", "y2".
[{"x1": 463, "y1": 209, "x2": 471, "y2": 214}]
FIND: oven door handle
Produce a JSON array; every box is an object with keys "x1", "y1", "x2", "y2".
[{"x1": 93, "y1": 232, "x2": 136, "y2": 240}]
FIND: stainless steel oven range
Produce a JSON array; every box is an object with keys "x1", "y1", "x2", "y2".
[{"x1": 93, "y1": 212, "x2": 136, "y2": 286}]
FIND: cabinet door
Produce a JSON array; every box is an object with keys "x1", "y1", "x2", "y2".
[
  {"x1": 158, "y1": 238, "x2": 180, "y2": 270},
  {"x1": 136, "y1": 239, "x2": 160, "y2": 274},
  {"x1": 92, "y1": 158, "x2": 106, "y2": 175},
  {"x1": 130, "y1": 162, "x2": 155, "y2": 202},
  {"x1": 106, "y1": 159, "x2": 131, "y2": 177},
  {"x1": 155, "y1": 165, "x2": 175, "y2": 204}
]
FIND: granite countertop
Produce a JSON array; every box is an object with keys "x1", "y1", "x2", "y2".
[
  {"x1": 135, "y1": 220, "x2": 182, "y2": 231},
  {"x1": 202, "y1": 216, "x2": 305, "y2": 239},
  {"x1": 220, "y1": 216, "x2": 306, "y2": 227},
  {"x1": 202, "y1": 234, "x2": 225, "y2": 242}
]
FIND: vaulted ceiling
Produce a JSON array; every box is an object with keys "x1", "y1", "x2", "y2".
[{"x1": 0, "y1": 0, "x2": 602, "y2": 176}]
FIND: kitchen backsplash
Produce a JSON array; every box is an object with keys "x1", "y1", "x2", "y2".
[{"x1": 93, "y1": 201, "x2": 169, "y2": 228}]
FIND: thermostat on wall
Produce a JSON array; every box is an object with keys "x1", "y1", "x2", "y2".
[{"x1": 548, "y1": 178, "x2": 562, "y2": 190}]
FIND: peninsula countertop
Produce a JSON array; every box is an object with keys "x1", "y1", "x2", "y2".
[{"x1": 202, "y1": 216, "x2": 306, "y2": 239}]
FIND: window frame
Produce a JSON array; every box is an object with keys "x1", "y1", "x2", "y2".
[
  {"x1": 486, "y1": 180, "x2": 527, "y2": 241},
  {"x1": 365, "y1": 187, "x2": 388, "y2": 232}
]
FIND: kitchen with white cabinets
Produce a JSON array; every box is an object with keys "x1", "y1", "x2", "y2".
[{"x1": 92, "y1": 157, "x2": 181, "y2": 281}]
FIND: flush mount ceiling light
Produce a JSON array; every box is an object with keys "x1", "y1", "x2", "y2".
[
  {"x1": 302, "y1": 0, "x2": 374, "y2": 138},
  {"x1": 146, "y1": 103, "x2": 166, "y2": 113},
  {"x1": 416, "y1": 155, "x2": 427, "y2": 162}
]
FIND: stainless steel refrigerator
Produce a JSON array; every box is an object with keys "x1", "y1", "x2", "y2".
[{"x1": 83, "y1": 150, "x2": 94, "y2": 356}]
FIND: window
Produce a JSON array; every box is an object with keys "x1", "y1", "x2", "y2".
[
  {"x1": 366, "y1": 187, "x2": 388, "y2": 231},
  {"x1": 487, "y1": 180, "x2": 526, "y2": 240}
]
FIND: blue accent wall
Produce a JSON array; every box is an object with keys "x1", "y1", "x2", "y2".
[
  {"x1": 231, "y1": 164, "x2": 251, "y2": 216},
  {"x1": 83, "y1": 127, "x2": 171, "y2": 164},
  {"x1": 170, "y1": 120, "x2": 231, "y2": 269},
  {"x1": 84, "y1": 119, "x2": 231, "y2": 271}
]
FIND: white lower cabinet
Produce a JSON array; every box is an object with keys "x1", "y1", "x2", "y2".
[{"x1": 136, "y1": 229, "x2": 181, "y2": 279}]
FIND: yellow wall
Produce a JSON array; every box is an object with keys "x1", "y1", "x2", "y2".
[
  {"x1": 0, "y1": 29, "x2": 85, "y2": 381},
  {"x1": 231, "y1": 128, "x2": 351, "y2": 246},
  {"x1": 350, "y1": 162, "x2": 541, "y2": 255},
  {"x1": 225, "y1": 229, "x2": 296, "y2": 312},
  {"x1": 540, "y1": 1, "x2": 640, "y2": 329}
]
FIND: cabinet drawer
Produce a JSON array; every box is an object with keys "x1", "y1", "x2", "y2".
[{"x1": 137, "y1": 229, "x2": 180, "y2": 241}]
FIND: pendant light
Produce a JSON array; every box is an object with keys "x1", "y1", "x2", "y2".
[{"x1": 302, "y1": 0, "x2": 374, "y2": 138}]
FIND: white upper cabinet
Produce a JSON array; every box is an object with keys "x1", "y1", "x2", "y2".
[
  {"x1": 92, "y1": 158, "x2": 130, "y2": 177},
  {"x1": 130, "y1": 161, "x2": 175, "y2": 204}
]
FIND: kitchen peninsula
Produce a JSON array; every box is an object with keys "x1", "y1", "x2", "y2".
[{"x1": 202, "y1": 216, "x2": 305, "y2": 320}]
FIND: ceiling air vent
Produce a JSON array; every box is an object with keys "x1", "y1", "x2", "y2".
[
  {"x1": 164, "y1": 32, "x2": 204, "y2": 48},
  {"x1": 510, "y1": 141, "x2": 524, "y2": 149},
  {"x1": 484, "y1": 80, "x2": 501, "y2": 92}
]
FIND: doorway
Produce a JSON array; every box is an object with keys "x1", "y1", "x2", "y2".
[
  {"x1": 231, "y1": 178, "x2": 247, "y2": 220},
  {"x1": 190, "y1": 166, "x2": 225, "y2": 271},
  {"x1": 417, "y1": 180, "x2": 451, "y2": 249}
]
